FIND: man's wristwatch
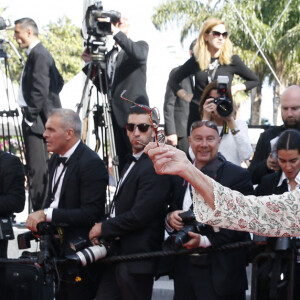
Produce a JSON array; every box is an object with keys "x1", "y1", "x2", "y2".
[{"x1": 231, "y1": 128, "x2": 240, "y2": 135}]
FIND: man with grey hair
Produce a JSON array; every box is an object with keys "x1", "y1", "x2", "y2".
[
  {"x1": 14, "y1": 18, "x2": 63, "y2": 211},
  {"x1": 26, "y1": 108, "x2": 108, "y2": 300}
]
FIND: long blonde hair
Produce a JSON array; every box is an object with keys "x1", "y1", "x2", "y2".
[{"x1": 193, "y1": 18, "x2": 232, "y2": 70}]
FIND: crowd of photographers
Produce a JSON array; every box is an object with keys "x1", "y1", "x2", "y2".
[{"x1": 1, "y1": 3, "x2": 300, "y2": 300}]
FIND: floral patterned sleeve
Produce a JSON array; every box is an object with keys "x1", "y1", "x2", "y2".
[{"x1": 192, "y1": 177, "x2": 300, "y2": 237}]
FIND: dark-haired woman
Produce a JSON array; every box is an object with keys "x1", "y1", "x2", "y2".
[
  {"x1": 254, "y1": 129, "x2": 300, "y2": 300},
  {"x1": 197, "y1": 81, "x2": 252, "y2": 166},
  {"x1": 255, "y1": 129, "x2": 300, "y2": 195}
]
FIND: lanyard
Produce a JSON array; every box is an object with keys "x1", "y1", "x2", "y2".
[{"x1": 51, "y1": 164, "x2": 68, "y2": 201}]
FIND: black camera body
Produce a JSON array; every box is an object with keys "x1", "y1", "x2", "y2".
[
  {"x1": 85, "y1": 1, "x2": 121, "y2": 38},
  {"x1": 165, "y1": 210, "x2": 209, "y2": 250},
  {"x1": 213, "y1": 75, "x2": 233, "y2": 117},
  {"x1": 66, "y1": 237, "x2": 109, "y2": 266}
]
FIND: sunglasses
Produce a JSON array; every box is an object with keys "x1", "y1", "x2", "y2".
[
  {"x1": 211, "y1": 31, "x2": 228, "y2": 39},
  {"x1": 190, "y1": 120, "x2": 219, "y2": 134},
  {"x1": 121, "y1": 90, "x2": 165, "y2": 146},
  {"x1": 126, "y1": 123, "x2": 151, "y2": 132}
]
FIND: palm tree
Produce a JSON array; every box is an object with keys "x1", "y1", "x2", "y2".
[{"x1": 152, "y1": 0, "x2": 300, "y2": 125}]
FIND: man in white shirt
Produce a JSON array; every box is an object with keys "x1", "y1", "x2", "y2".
[
  {"x1": 26, "y1": 108, "x2": 108, "y2": 300},
  {"x1": 14, "y1": 18, "x2": 63, "y2": 211},
  {"x1": 166, "y1": 120, "x2": 253, "y2": 300},
  {"x1": 89, "y1": 105, "x2": 171, "y2": 300}
]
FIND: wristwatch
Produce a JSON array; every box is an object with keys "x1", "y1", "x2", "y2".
[{"x1": 231, "y1": 128, "x2": 240, "y2": 135}]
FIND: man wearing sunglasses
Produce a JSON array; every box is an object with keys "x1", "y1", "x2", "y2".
[
  {"x1": 89, "y1": 105, "x2": 171, "y2": 300},
  {"x1": 166, "y1": 120, "x2": 253, "y2": 300}
]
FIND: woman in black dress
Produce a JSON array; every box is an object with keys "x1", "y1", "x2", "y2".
[{"x1": 168, "y1": 17, "x2": 258, "y2": 132}]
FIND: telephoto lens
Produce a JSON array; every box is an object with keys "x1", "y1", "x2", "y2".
[{"x1": 67, "y1": 243, "x2": 107, "y2": 266}]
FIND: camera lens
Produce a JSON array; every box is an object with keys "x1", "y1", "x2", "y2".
[{"x1": 67, "y1": 244, "x2": 107, "y2": 266}]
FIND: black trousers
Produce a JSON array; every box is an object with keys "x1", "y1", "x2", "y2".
[
  {"x1": 173, "y1": 256, "x2": 246, "y2": 300},
  {"x1": 55, "y1": 265, "x2": 98, "y2": 300},
  {"x1": 22, "y1": 121, "x2": 49, "y2": 211},
  {"x1": 96, "y1": 263, "x2": 154, "y2": 300},
  {"x1": 111, "y1": 113, "x2": 132, "y2": 174}
]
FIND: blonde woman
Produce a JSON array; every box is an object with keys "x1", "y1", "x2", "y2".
[{"x1": 168, "y1": 17, "x2": 258, "y2": 132}]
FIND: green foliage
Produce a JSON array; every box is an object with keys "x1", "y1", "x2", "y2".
[
  {"x1": 152, "y1": 0, "x2": 300, "y2": 86},
  {"x1": 3, "y1": 16, "x2": 82, "y2": 84},
  {"x1": 40, "y1": 16, "x2": 82, "y2": 83}
]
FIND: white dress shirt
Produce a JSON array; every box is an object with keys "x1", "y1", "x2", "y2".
[{"x1": 45, "y1": 140, "x2": 80, "y2": 222}]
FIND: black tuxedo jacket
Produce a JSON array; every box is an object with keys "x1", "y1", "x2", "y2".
[
  {"x1": 249, "y1": 126, "x2": 284, "y2": 184},
  {"x1": 164, "y1": 66, "x2": 193, "y2": 137},
  {"x1": 169, "y1": 158, "x2": 253, "y2": 296},
  {"x1": 0, "y1": 151, "x2": 25, "y2": 218},
  {"x1": 101, "y1": 153, "x2": 171, "y2": 274},
  {"x1": 46, "y1": 142, "x2": 108, "y2": 255},
  {"x1": 255, "y1": 170, "x2": 288, "y2": 196},
  {"x1": 0, "y1": 151, "x2": 25, "y2": 258},
  {"x1": 22, "y1": 42, "x2": 63, "y2": 135},
  {"x1": 107, "y1": 31, "x2": 149, "y2": 128}
]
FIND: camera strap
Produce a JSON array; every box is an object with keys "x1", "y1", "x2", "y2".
[
  {"x1": 219, "y1": 123, "x2": 229, "y2": 138},
  {"x1": 51, "y1": 162, "x2": 68, "y2": 202},
  {"x1": 207, "y1": 59, "x2": 219, "y2": 83}
]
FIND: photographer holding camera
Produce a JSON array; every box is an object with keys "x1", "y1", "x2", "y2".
[
  {"x1": 198, "y1": 80, "x2": 253, "y2": 166},
  {"x1": 165, "y1": 120, "x2": 253, "y2": 300},
  {"x1": 26, "y1": 109, "x2": 108, "y2": 300},
  {"x1": 168, "y1": 17, "x2": 258, "y2": 136},
  {"x1": 89, "y1": 105, "x2": 171, "y2": 300},
  {"x1": 82, "y1": 8, "x2": 149, "y2": 174}
]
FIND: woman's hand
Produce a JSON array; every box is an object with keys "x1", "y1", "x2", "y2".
[
  {"x1": 202, "y1": 98, "x2": 216, "y2": 120},
  {"x1": 145, "y1": 142, "x2": 191, "y2": 177},
  {"x1": 231, "y1": 83, "x2": 246, "y2": 96},
  {"x1": 177, "y1": 89, "x2": 193, "y2": 103}
]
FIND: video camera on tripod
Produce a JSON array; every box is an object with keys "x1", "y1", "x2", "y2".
[
  {"x1": 85, "y1": 1, "x2": 120, "y2": 38},
  {"x1": 83, "y1": 1, "x2": 120, "y2": 56},
  {"x1": 79, "y1": 0, "x2": 120, "y2": 184}
]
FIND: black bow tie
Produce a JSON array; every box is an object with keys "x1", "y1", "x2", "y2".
[
  {"x1": 56, "y1": 156, "x2": 68, "y2": 166},
  {"x1": 126, "y1": 154, "x2": 137, "y2": 163}
]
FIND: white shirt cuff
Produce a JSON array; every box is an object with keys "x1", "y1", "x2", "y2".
[
  {"x1": 199, "y1": 235, "x2": 211, "y2": 248},
  {"x1": 45, "y1": 207, "x2": 54, "y2": 222}
]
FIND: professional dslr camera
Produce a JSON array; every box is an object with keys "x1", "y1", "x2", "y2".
[
  {"x1": 213, "y1": 75, "x2": 233, "y2": 117},
  {"x1": 85, "y1": 1, "x2": 121, "y2": 38},
  {"x1": 164, "y1": 210, "x2": 210, "y2": 250},
  {"x1": 66, "y1": 236, "x2": 110, "y2": 267}
]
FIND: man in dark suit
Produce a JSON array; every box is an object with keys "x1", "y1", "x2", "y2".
[
  {"x1": 82, "y1": 12, "x2": 149, "y2": 173},
  {"x1": 164, "y1": 39, "x2": 196, "y2": 155},
  {"x1": 26, "y1": 109, "x2": 108, "y2": 300},
  {"x1": 0, "y1": 151, "x2": 25, "y2": 258},
  {"x1": 249, "y1": 85, "x2": 300, "y2": 185},
  {"x1": 14, "y1": 18, "x2": 63, "y2": 211},
  {"x1": 166, "y1": 120, "x2": 252, "y2": 300},
  {"x1": 89, "y1": 105, "x2": 171, "y2": 300}
]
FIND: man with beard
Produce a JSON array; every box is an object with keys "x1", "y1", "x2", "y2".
[
  {"x1": 89, "y1": 105, "x2": 171, "y2": 300},
  {"x1": 249, "y1": 85, "x2": 300, "y2": 184}
]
